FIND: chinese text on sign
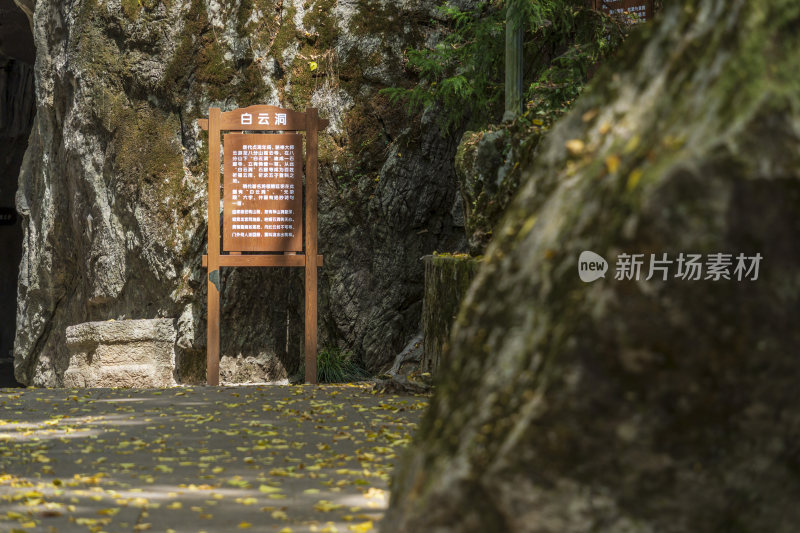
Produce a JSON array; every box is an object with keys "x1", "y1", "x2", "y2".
[{"x1": 223, "y1": 133, "x2": 303, "y2": 252}]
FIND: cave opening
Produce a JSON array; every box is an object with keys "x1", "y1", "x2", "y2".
[{"x1": 0, "y1": 0, "x2": 35, "y2": 387}]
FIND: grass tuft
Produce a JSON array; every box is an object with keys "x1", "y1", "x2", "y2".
[{"x1": 317, "y1": 347, "x2": 369, "y2": 383}]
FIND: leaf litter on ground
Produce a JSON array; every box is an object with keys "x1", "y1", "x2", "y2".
[{"x1": 0, "y1": 384, "x2": 428, "y2": 532}]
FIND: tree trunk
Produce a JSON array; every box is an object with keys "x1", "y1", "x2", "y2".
[{"x1": 503, "y1": 0, "x2": 524, "y2": 122}]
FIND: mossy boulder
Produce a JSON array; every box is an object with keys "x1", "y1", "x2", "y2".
[
  {"x1": 455, "y1": 122, "x2": 543, "y2": 255},
  {"x1": 386, "y1": 0, "x2": 800, "y2": 531}
]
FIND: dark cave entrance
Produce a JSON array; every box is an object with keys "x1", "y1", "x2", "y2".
[{"x1": 0, "y1": 0, "x2": 35, "y2": 387}]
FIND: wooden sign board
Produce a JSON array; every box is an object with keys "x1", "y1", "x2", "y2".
[
  {"x1": 223, "y1": 133, "x2": 303, "y2": 252},
  {"x1": 199, "y1": 105, "x2": 326, "y2": 386},
  {"x1": 592, "y1": 0, "x2": 654, "y2": 22}
]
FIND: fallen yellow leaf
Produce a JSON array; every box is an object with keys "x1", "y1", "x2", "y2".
[
  {"x1": 605, "y1": 154, "x2": 620, "y2": 174},
  {"x1": 565, "y1": 139, "x2": 585, "y2": 156},
  {"x1": 314, "y1": 500, "x2": 344, "y2": 512},
  {"x1": 349, "y1": 521, "x2": 374, "y2": 533},
  {"x1": 626, "y1": 169, "x2": 644, "y2": 191}
]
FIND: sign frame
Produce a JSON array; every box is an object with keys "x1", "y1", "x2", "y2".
[{"x1": 199, "y1": 105, "x2": 329, "y2": 385}]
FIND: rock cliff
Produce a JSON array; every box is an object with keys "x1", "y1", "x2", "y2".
[
  {"x1": 13, "y1": 0, "x2": 467, "y2": 385},
  {"x1": 0, "y1": 0, "x2": 34, "y2": 386},
  {"x1": 386, "y1": 0, "x2": 800, "y2": 531}
]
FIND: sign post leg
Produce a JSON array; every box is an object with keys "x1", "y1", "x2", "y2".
[
  {"x1": 207, "y1": 107, "x2": 222, "y2": 386},
  {"x1": 207, "y1": 274, "x2": 220, "y2": 385},
  {"x1": 304, "y1": 108, "x2": 319, "y2": 384}
]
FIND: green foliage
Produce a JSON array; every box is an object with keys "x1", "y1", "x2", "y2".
[
  {"x1": 382, "y1": 0, "x2": 627, "y2": 133},
  {"x1": 317, "y1": 347, "x2": 369, "y2": 383}
]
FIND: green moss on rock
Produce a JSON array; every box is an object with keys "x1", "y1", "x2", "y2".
[
  {"x1": 101, "y1": 93, "x2": 189, "y2": 248},
  {"x1": 455, "y1": 121, "x2": 544, "y2": 255},
  {"x1": 421, "y1": 253, "x2": 481, "y2": 375},
  {"x1": 387, "y1": 1, "x2": 800, "y2": 531},
  {"x1": 120, "y1": 0, "x2": 172, "y2": 21}
]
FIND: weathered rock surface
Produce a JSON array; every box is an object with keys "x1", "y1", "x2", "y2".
[
  {"x1": 13, "y1": 0, "x2": 467, "y2": 386},
  {"x1": 387, "y1": 332, "x2": 423, "y2": 378},
  {"x1": 386, "y1": 1, "x2": 800, "y2": 531},
  {"x1": 0, "y1": 0, "x2": 34, "y2": 386},
  {"x1": 373, "y1": 332, "x2": 429, "y2": 394},
  {"x1": 64, "y1": 319, "x2": 176, "y2": 388},
  {"x1": 455, "y1": 124, "x2": 541, "y2": 255}
]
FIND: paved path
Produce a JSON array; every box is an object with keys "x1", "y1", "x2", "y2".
[{"x1": 0, "y1": 384, "x2": 428, "y2": 533}]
